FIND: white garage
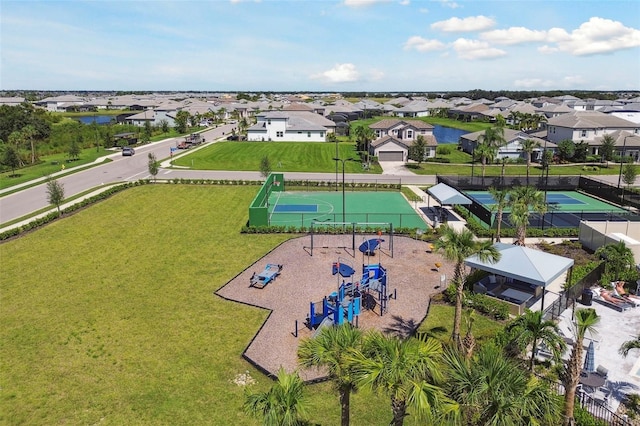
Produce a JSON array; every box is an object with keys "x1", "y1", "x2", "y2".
[
  {"x1": 379, "y1": 151, "x2": 404, "y2": 162},
  {"x1": 371, "y1": 136, "x2": 409, "y2": 162}
]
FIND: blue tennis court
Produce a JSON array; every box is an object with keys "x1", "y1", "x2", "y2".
[{"x1": 273, "y1": 204, "x2": 318, "y2": 213}]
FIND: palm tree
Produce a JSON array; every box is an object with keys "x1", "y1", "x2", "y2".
[
  {"x1": 562, "y1": 308, "x2": 600, "y2": 426},
  {"x1": 520, "y1": 138, "x2": 541, "y2": 183},
  {"x1": 445, "y1": 343, "x2": 561, "y2": 425},
  {"x1": 505, "y1": 310, "x2": 567, "y2": 371},
  {"x1": 620, "y1": 334, "x2": 640, "y2": 357},
  {"x1": 474, "y1": 142, "x2": 496, "y2": 179},
  {"x1": 509, "y1": 185, "x2": 547, "y2": 246},
  {"x1": 244, "y1": 367, "x2": 308, "y2": 426},
  {"x1": 595, "y1": 241, "x2": 635, "y2": 282},
  {"x1": 348, "y1": 331, "x2": 456, "y2": 426},
  {"x1": 488, "y1": 187, "x2": 509, "y2": 242},
  {"x1": 298, "y1": 324, "x2": 363, "y2": 426},
  {"x1": 461, "y1": 309, "x2": 477, "y2": 360},
  {"x1": 433, "y1": 226, "x2": 501, "y2": 346},
  {"x1": 354, "y1": 125, "x2": 375, "y2": 166},
  {"x1": 477, "y1": 126, "x2": 506, "y2": 151}
]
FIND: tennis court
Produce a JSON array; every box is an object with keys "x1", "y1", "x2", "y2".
[
  {"x1": 465, "y1": 190, "x2": 630, "y2": 228},
  {"x1": 266, "y1": 191, "x2": 428, "y2": 229}
]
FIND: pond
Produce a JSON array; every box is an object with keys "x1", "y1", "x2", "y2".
[
  {"x1": 433, "y1": 125, "x2": 468, "y2": 144},
  {"x1": 75, "y1": 115, "x2": 116, "y2": 125}
]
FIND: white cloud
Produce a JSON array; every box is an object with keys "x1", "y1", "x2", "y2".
[
  {"x1": 403, "y1": 36, "x2": 446, "y2": 52},
  {"x1": 514, "y1": 75, "x2": 586, "y2": 89},
  {"x1": 452, "y1": 38, "x2": 506, "y2": 60},
  {"x1": 310, "y1": 63, "x2": 360, "y2": 83},
  {"x1": 514, "y1": 78, "x2": 555, "y2": 89},
  {"x1": 343, "y1": 0, "x2": 391, "y2": 7},
  {"x1": 368, "y1": 69, "x2": 385, "y2": 81},
  {"x1": 399, "y1": 0, "x2": 410, "y2": 5},
  {"x1": 419, "y1": 8, "x2": 429, "y2": 13},
  {"x1": 438, "y1": 0, "x2": 461, "y2": 9},
  {"x1": 551, "y1": 17, "x2": 640, "y2": 56},
  {"x1": 480, "y1": 27, "x2": 547, "y2": 45},
  {"x1": 431, "y1": 15, "x2": 495, "y2": 32}
]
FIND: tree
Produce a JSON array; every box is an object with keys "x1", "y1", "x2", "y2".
[
  {"x1": 260, "y1": 156, "x2": 272, "y2": 178},
  {"x1": 244, "y1": 368, "x2": 308, "y2": 426},
  {"x1": 433, "y1": 226, "x2": 501, "y2": 346},
  {"x1": 562, "y1": 308, "x2": 599, "y2": 426},
  {"x1": 1, "y1": 144, "x2": 21, "y2": 176},
  {"x1": 623, "y1": 163, "x2": 637, "y2": 187},
  {"x1": 326, "y1": 132, "x2": 337, "y2": 144},
  {"x1": 45, "y1": 176, "x2": 65, "y2": 215},
  {"x1": 474, "y1": 142, "x2": 496, "y2": 179},
  {"x1": 557, "y1": 139, "x2": 575, "y2": 162},
  {"x1": 174, "y1": 110, "x2": 190, "y2": 134},
  {"x1": 408, "y1": 135, "x2": 427, "y2": 164},
  {"x1": 620, "y1": 334, "x2": 640, "y2": 357},
  {"x1": 142, "y1": 120, "x2": 152, "y2": 143},
  {"x1": 148, "y1": 153, "x2": 159, "y2": 182},
  {"x1": 509, "y1": 185, "x2": 546, "y2": 246},
  {"x1": 574, "y1": 141, "x2": 588, "y2": 162},
  {"x1": 477, "y1": 126, "x2": 506, "y2": 152},
  {"x1": 488, "y1": 187, "x2": 509, "y2": 242},
  {"x1": 353, "y1": 125, "x2": 375, "y2": 166},
  {"x1": 505, "y1": 310, "x2": 566, "y2": 371},
  {"x1": 520, "y1": 138, "x2": 540, "y2": 182},
  {"x1": 600, "y1": 134, "x2": 616, "y2": 162},
  {"x1": 298, "y1": 324, "x2": 363, "y2": 426},
  {"x1": 445, "y1": 343, "x2": 561, "y2": 425},
  {"x1": 595, "y1": 241, "x2": 635, "y2": 282},
  {"x1": 160, "y1": 119, "x2": 169, "y2": 134},
  {"x1": 348, "y1": 331, "x2": 455, "y2": 426},
  {"x1": 8, "y1": 130, "x2": 26, "y2": 168},
  {"x1": 22, "y1": 124, "x2": 38, "y2": 165},
  {"x1": 68, "y1": 138, "x2": 81, "y2": 161}
]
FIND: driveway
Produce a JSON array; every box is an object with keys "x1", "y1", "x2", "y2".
[{"x1": 379, "y1": 161, "x2": 416, "y2": 176}]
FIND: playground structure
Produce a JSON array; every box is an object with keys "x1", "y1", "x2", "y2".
[
  {"x1": 249, "y1": 263, "x2": 283, "y2": 289},
  {"x1": 308, "y1": 221, "x2": 394, "y2": 258},
  {"x1": 306, "y1": 258, "x2": 389, "y2": 335}
]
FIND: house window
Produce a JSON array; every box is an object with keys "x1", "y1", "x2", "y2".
[
  {"x1": 276, "y1": 131, "x2": 283, "y2": 137},
  {"x1": 581, "y1": 130, "x2": 587, "y2": 137},
  {"x1": 407, "y1": 130, "x2": 413, "y2": 139},
  {"x1": 307, "y1": 132, "x2": 311, "y2": 137},
  {"x1": 267, "y1": 119, "x2": 271, "y2": 125},
  {"x1": 320, "y1": 132, "x2": 324, "y2": 137}
]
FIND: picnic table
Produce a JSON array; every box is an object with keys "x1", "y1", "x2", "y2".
[{"x1": 250, "y1": 264, "x2": 282, "y2": 289}]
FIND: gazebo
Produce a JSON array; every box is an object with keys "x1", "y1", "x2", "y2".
[
  {"x1": 427, "y1": 182, "x2": 472, "y2": 206},
  {"x1": 465, "y1": 243, "x2": 574, "y2": 314}
]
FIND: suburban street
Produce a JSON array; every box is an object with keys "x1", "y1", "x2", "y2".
[{"x1": 0, "y1": 127, "x2": 634, "y2": 227}]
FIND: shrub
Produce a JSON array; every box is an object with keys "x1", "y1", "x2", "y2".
[{"x1": 436, "y1": 145, "x2": 452, "y2": 155}]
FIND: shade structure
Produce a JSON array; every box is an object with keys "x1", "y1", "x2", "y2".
[
  {"x1": 584, "y1": 340, "x2": 596, "y2": 373},
  {"x1": 464, "y1": 243, "x2": 574, "y2": 288},
  {"x1": 427, "y1": 183, "x2": 472, "y2": 205}
]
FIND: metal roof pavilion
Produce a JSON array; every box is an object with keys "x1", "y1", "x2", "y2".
[
  {"x1": 464, "y1": 242, "x2": 574, "y2": 287},
  {"x1": 427, "y1": 183, "x2": 472, "y2": 205}
]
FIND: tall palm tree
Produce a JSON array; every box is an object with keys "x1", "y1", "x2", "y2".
[
  {"x1": 347, "y1": 331, "x2": 456, "y2": 426},
  {"x1": 433, "y1": 226, "x2": 501, "y2": 346},
  {"x1": 620, "y1": 333, "x2": 640, "y2": 357},
  {"x1": 477, "y1": 126, "x2": 506, "y2": 151},
  {"x1": 562, "y1": 308, "x2": 600, "y2": 426},
  {"x1": 505, "y1": 310, "x2": 567, "y2": 371},
  {"x1": 445, "y1": 343, "x2": 561, "y2": 425},
  {"x1": 488, "y1": 186, "x2": 509, "y2": 242},
  {"x1": 244, "y1": 368, "x2": 308, "y2": 426},
  {"x1": 298, "y1": 324, "x2": 363, "y2": 426},
  {"x1": 509, "y1": 185, "x2": 547, "y2": 246},
  {"x1": 520, "y1": 138, "x2": 541, "y2": 183},
  {"x1": 475, "y1": 142, "x2": 496, "y2": 180}
]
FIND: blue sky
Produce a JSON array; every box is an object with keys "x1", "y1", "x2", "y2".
[{"x1": 2, "y1": 0, "x2": 639, "y2": 92}]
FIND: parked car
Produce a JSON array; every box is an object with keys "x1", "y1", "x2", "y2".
[
  {"x1": 226, "y1": 135, "x2": 239, "y2": 141},
  {"x1": 122, "y1": 147, "x2": 135, "y2": 156}
]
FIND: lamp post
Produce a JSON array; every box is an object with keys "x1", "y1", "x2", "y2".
[
  {"x1": 333, "y1": 157, "x2": 357, "y2": 224},
  {"x1": 335, "y1": 137, "x2": 339, "y2": 191},
  {"x1": 618, "y1": 136, "x2": 628, "y2": 188}
]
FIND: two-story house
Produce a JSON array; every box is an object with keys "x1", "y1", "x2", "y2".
[
  {"x1": 368, "y1": 119, "x2": 437, "y2": 162},
  {"x1": 246, "y1": 111, "x2": 336, "y2": 142}
]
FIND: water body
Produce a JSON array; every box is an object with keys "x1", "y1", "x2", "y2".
[
  {"x1": 433, "y1": 125, "x2": 468, "y2": 144},
  {"x1": 76, "y1": 115, "x2": 115, "y2": 125}
]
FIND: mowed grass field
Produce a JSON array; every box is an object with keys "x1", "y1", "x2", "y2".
[
  {"x1": 171, "y1": 141, "x2": 382, "y2": 173},
  {"x1": 0, "y1": 185, "x2": 395, "y2": 425}
]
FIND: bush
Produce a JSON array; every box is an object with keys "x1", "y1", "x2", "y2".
[
  {"x1": 424, "y1": 157, "x2": 451, "y2": 163},
  {"x1": 573, "y1": 405, "x2": 608, "y2": 426},
  {"x1": 442, "y1": 284, "x2": 510, "y2": 321},
  {"x1": 436, "y1": 145, "x2": 452, "y2": 155}
]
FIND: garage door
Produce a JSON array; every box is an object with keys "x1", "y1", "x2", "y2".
[{"x1": 379, "y1": 151, "x2": 404, "y2": 161}]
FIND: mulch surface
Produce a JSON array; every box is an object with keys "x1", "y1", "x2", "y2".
[{"x1": 215, "y1": 235, "x2": 453, "y2": 382}]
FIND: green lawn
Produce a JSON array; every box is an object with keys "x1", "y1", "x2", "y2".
[
  {"x1": 172, "y1": 141, "x2": 382, "y2": 173},
  {"x1": 410, "y1": 162, "x2": 631, "y2": 176},
  {"x1": 418, "y1": 303, "x2": 504, "y2": 345},
  {"x1": 0, "y1": 185, "x2": 397, "y2": 425},
  {"x1": 0, "y1": 147, "x2": 114, "y2": 191}
]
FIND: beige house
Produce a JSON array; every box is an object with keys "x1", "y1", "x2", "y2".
[{"x1": 368, "y1": 119, "x2": 437, "y2": 162}]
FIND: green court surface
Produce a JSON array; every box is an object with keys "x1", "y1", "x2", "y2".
[
  {"x1": 465, "y1": 190, "x2": 626, "y2": 213},
  {"x1": 267, "y1": 191, "x2": 428, "y2": 229}
]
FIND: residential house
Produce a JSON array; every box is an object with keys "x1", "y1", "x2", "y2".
[
  {"x1": 459, "y1": 128, "x2": 552, "y2": 162},
  {"x1": 368, "y1": 119, "x2": 437, "y2": 162},
  {"x1": 246, "y1": 111, "x2": 335, "y2": 142},
  {"x1": 546, "y1": 111, "x2": 639, "y2": 145}
]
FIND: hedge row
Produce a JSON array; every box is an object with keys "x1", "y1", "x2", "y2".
[
  {"x1": 240, "y1": 224, "x2": 435, "y2": 237},
  {"x1": 444, "y1": 283, "x2": 510, "y2": 320}
]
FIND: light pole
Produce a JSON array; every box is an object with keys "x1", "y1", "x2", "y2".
[
  {"x1": 333, "y1": 157, "x2": 357, "y2": 223},
  {"x1": 335, "y1": 137, "x2": 339, "y2": 191},
  {"x1": 618, "y1": 136, "x2": 628, "y2": 188}
]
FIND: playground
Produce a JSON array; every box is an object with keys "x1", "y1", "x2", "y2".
[{"x1": 216, "y1": 235, "x2": 453, "y2": 382}]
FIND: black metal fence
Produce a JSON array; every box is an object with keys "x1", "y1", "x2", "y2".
[
  {"x1": 438, "y1": 174, "x2": 580, "y2": 191},
  {"x1": 544, "y1": 263, "x2": 605, "y2": 321},
  {"x1": 579, "y1": 176, "x2": 640, "y2": 210}
]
